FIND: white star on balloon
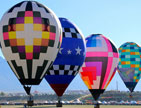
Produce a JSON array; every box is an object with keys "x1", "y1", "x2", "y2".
[
  {"x1": 75, "y1": 46, "x2": 82, "y2": 55},
  {"x1": 67, "y1": 49, "x2": 72, "y2": 55},
  {"x1": 59, "y1": 48, "x2": 63, "y2": 54}
]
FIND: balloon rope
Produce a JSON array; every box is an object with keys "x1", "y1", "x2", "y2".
[{"x1": 58, "y1": 96, "x2": 61, "y2": 103}]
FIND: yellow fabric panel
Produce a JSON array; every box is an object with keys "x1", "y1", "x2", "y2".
[
  {"x1": 135, "y1": 64, "x2": 139, "y2": 67},
  {"x1": 82, "y1": 76, "x2": 92, "y2": 89},
  {"x1": 42, "y1": 32, "x2": 50, "y2": 39},
  {"x1": 16, "y1": 24, "x2": 24, "y2": 31},
  {"x1": 84, "y1": 81, "x2": 91, "y2": 89},
  {"x1": 126, "y1": 49, "x2": 130, "y2": 52},
  {"x1": 135, "y1": 52, "x2": 139, "y2": 55},
  {"x1": 25, "y1": 45, "x2": 33, "y2": 53},
  {"x1": 33, "y1": 38, "x2": 41, "y2": 45},
  {"x1": 33, "y1": 24, "x2": 42, "y2": 31},
  {"x1": 17, "y1": 38, "x2": 25, "y2": 46},
  {"x1": 126, "y1": 61, "x2": 130, "y2": 64},
  {"x1": 9, "y1": 32, "x2": 16, "y2": 39},
  {"x1": 24, "y1": 17, "x2": 33, "y2": 24}
]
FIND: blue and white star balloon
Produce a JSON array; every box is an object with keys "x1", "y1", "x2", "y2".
[{"x1": 45, "y1": 18, "x2": 86, "y2": 97}]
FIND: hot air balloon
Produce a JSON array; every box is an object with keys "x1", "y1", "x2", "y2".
[
  {"x1": 80, "y1": 34, "x2": 119, "y2": 108},
  {"x1": 117, "y1": 42, "x2": 141, "y2": 97},
  {"x1": 0, "y1": 1, "x2": 62, "y2": 105},
  {"x1": 45, "y1": 18, "x2": 86, "y2": 107}
]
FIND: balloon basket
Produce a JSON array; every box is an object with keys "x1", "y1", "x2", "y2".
[
  {"x1": 129, "y1": 95, "x2": 133, "y2": 98},
  {"x1": 27, "y1": 100, "x2": 34, "y2": 107},
  {"x1": 94, "y1": 102, "x2": 100, "y2": 108},
  {"x1": 27, "y1": 95, "x2": 34, "y2": 107},
  {"x1": 56, "y1": 102, "x2": 62, "y2": 107},
  {"x1": 129, "y1": 92, "x2": 133, "y2": 98}
]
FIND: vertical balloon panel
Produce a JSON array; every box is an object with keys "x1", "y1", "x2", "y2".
[
  {"x1": 80, "y1": 34, "x2": 119, "y2": 100},
  {"x1": 0, "y1": 1, "x2": 62, "y2": 85}
]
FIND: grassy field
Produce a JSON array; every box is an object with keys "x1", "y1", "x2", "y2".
[{"x1": 0, "y1": 105, "x2": 141, "y2": 108}]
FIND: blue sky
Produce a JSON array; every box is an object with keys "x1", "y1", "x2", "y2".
[{"x1": 0, "y1": 0, "x2": 140, "y2": 93}]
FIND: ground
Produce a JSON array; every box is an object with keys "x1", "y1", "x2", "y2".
[{"x1": 0, "y1": 105, "x2": 140, "y2": 108}]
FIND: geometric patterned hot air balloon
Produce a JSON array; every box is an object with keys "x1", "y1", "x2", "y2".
[
  {"x1": 80, "y1": 34, "x2": 119, "y2": 101},
  {"x1": 118, "y1": 42, "x2": 141, "y2": 92},
  {"x1": 45, "y1": 18, "x2": 86, "y2": 107},
  {"x1": 0, "y1": 1, "x2": 62, "y2": 95}
]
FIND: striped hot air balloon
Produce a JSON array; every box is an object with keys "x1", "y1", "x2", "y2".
[{"x1": 80, "y1": 34, "x2": 119, "y2": 101}]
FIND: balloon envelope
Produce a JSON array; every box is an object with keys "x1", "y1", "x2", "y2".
[
  {"x1": 0, "y1": 1, "x2": 62, "y2": 85},
  {"x1": 118, "y1": 42, "x2": 141, "y2": 92},
  {"x1": 45, "y1": 18, "x2": 86, "y2": 96},
  {"x1": 80, "y1": 34, "x2": 119, "y2": 100}
]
